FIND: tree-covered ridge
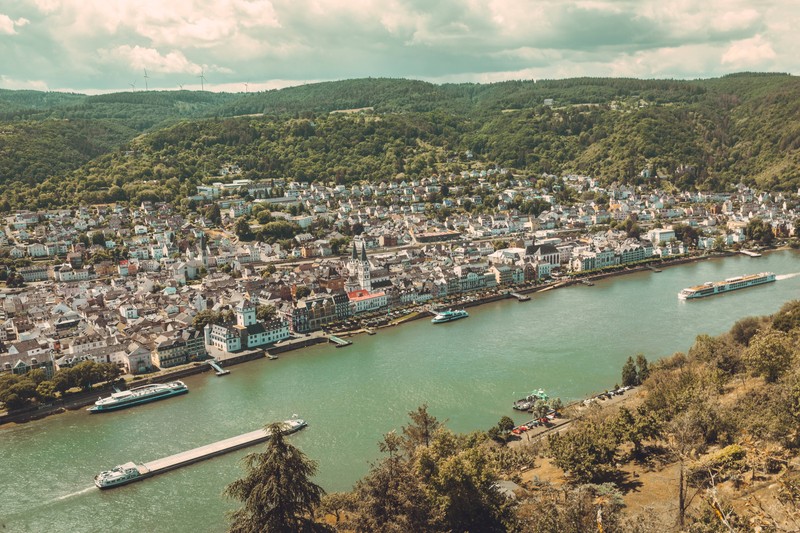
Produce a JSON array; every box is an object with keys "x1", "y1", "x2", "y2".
[{"x1": 3, "y1": 73, "x2": 800, "y2": 210}]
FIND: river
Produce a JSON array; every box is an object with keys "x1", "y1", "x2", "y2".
[{"x1": 2, "y1": 250, "x2": 799, "y2": 532}]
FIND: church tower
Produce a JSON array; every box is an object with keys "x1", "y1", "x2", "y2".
[
  {"x1": 357, "y1": 241, "x2": 371, "y2": 292},
  {"x1": 235, "y1": 299, "x2": 257, "y2": 327}
]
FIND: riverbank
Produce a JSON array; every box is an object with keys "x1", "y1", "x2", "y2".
[{"x1": 0, "y1": 250, "x2": 750, "y2": 427}]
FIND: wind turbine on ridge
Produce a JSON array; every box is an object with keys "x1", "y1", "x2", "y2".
[
  {"x1": 129, "y1": 80, "x2": 136, "y2": 91},
  {"x1": 199, "y1": 70, "x2": 206, "y2": 91},
  {"x1": 143, "y1": 69, "x2": 150, "y2": 91}
]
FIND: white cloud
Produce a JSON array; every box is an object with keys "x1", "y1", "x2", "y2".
[
  {"x1": 98, "y1": 45, "x2": 202, "y2": 74},
  {"x1": 722, "y1": 35, "x2": 777, "y2": 67},
  {"x1": 4, "y1": 0, "x2": 800, "y2": 92},
  {"x1": 0, "y1": 75, "x2": 48, "y2": 90},
  {"x1": 0, "y1": 14, "x2": 29, "y2": 34}
]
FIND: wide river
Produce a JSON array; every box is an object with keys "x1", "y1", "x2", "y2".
[{"x1": 2, "y1": 250, "x2": 799, "y2": 532}]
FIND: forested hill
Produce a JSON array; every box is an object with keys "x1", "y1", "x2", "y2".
[{"x1": 2, "y1": 73, "x2": 800, "y2": 210}]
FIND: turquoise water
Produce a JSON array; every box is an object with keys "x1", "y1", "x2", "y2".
[{"x1": 2, "y1": 251, "x2": 799, "y2": 532}]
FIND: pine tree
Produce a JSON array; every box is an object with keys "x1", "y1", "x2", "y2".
[
  {"x1": 621, "y1": 356, "x2": 639, "y2": 387},
  {"x1": 225, "y1": 422, "x2": 326, "y2": 533}
]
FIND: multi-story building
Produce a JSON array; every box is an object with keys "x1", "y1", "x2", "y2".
[
  {"x1": 152, "y1": 329, "x2": 207, "y2": 369},
  {"x1": 205, "y1": 300, "x2": 290, "y2": 353}
]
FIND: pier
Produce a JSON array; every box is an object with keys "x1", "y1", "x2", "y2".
[
  {"x1": 98, "y1": 420, "x2": 306, "y2": 488},
  {"x1": 328, "y1": 335, "x2": 352, "y2": 348},
  {"x1": 740, "y1": 249, "x2": 762, "y2": 257},
  {"x1": 509, "y1": 292, "x2": 530, "y2": 302},
  {"x1": 646, "y1": 265, "x2": 662, "y2": 273},
  {"x1": 207, "y1": 359, "x2": 230, "y2": 376}
]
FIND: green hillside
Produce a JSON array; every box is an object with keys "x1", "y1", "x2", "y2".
[{"x1": 1, "y1": 73, "x2": 800, "y2": 210}]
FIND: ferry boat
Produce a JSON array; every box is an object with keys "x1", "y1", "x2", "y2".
[
  {"x1": 678, "y1": 272, "x2": 776, "y2": 300},
  {"x1": 94, "y1": 462, "x2": 146, "y2": 489},
  {"x1": 88, "y1": 381, "x2": 188, "y2": 413},
  {"x1": 431, "y1": 309, "x2": 469, "y2": 324},
  {"x1": 513, "y1": 389, "x2": 549, "y2": 411}
]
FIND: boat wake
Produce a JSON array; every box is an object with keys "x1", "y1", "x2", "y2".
[
  {"x1": 54, "y1": 486, "x2": 94, "y2": 501},
  {"x1": 776, "y1": 272, "x2": 800, "y2": 281}
]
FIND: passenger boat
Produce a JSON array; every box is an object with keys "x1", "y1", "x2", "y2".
[
  {"x1": 678, "y1": 272, "x2": 776, "y2": 300},
  {"x1": 431, "y1": 309, "x2": 469, "y2": 324},
  {"x1": 88, "y1": 381, "x2": 188, "y2": 413},
  {"x1": 94, "y1": 462, "x2": 144, "y2": 489}
]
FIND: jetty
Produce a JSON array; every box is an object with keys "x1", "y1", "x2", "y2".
[
  {"x1": 579, "y1": 279, "x2": 595, "y2": 287},
  {"x1": 95, "y1": 420, "x2": 306, "y2": 489},
  {"x1": 328, "y1": 335, "x2": 352, "y2": 348},
  {"x1": 740, "y1": 249, "x2": 762, "y2": 257},
  {"x1": 646, "y1": 265, "x2": 662, "y2": 273},
  {"x1": 509, "y1": 292, "x2": 530, "y2": 302},
  {"x1": 207, "y1": 359, "x2": 230, "y2": 376}
]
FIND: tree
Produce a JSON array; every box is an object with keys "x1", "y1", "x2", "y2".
[
  {"x1": 730, "y1": 316, "x2": 762, "y2": 346},
  {"x1": 234, "y1": 217, "x2": 254, "y2": 241},
  {"x1": 548, "y1": 421, "x2": 618, "y2": 483},
  {"x1": 257, "y1": 304, "x2": 276, "y2": 321},
  {"x1": 319, "y1": 492, "x2": 356, "y2": 525},
  {"x1": 497, "y1": 416, "x2": 515, "y2": 435},
  {"x1": 225, "y1": 422, "x2": 326, "y2": 533},
  {"x1": 666, "y1": 412, "x2": 704, "y2": 528},
  {"x1": 635, "y1": 354, "x2": 650, "y2": 383},
  {"x1": 621, "y1": 356, "x2": 638, "y2": 387},
  {"x1": 745, "y1": 217, "x2": 774, "y2": 246},
  {"x1": 772, "y1": 300, "x2": 800, "y2": 333},
  {"x1": 402, "y1": 404, "x2": 441, "y2": 449},
  {"x1": 204, "y1": 203, "x2": 222, "y2": 225},
  {"x1": 352, "y1": 432, "x2": 435, "y2": 532},
  {"x1": 295, "y1": 286, "x2": 311, "y2": 299},
  {"x1": 532, "y1": 399, "x2": 549, "y2": 420},
  {"x1": 192, "y1": 310, "x2": 226, "y2": 330},
  {"x1": 743, "y1": 329, "x2": 795, "y2": 382}
]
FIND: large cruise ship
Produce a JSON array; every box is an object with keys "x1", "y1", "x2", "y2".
[
  {"x1": 88, "y1": 381, "x2": 188, "y2": 413},
  {"x1": 431, "y1": 309, "x2": 469, "y2": 324},
  {"x1": 678, "y1": 272, "x2": 776, "y2": 300}
]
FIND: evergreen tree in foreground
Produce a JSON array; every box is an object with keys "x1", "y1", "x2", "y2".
[{"x1": 225, "y1": 422, "x2": 327, "y2": 533}]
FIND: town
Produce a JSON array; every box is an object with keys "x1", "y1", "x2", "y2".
[{"x1": 1, "y1": 165, "x2": 797, "y2": 393}]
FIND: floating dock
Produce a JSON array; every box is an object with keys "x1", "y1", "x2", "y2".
[
  {"x1": 646, "y1": 265, "x2": 662, "y2": 273},
  {"x1": 328, "y1": 335, "x2": 352, "y2": 348},
  {"x1": 740, "y1": 250, "x2": 762, "y2": 257},
  {"x1": 579, "y1": 279, "x2": 595, "y2": 287},
  {"x1": 96, "y1": 420, "x2": 306, "y2": 489},
  {"x1": 509, "y1": 292, "x2": 530, "y2": 302},
  {"x1": 207, "y1": 359, "x2": 230, "y2": 376}
]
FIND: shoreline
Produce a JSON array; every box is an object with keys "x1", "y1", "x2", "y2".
[{"x1": 0, "y1": 249, "x2": 770, "y2": 427}]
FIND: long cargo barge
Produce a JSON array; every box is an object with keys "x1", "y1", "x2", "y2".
[
  {"x1": 678, "y1": 271, "x2": 776, "y2": 300},
  {"x1": 94, "y1": 418, "x2": 307, "y2": 489}
]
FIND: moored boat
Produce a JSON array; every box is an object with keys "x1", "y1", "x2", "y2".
[
  {"x1": 678, "y1": 272, "x2": 776, "y2": 300},
  {"x1": 431, "y1": 309, "x2": 469, "y2": 324},
  {"x1": 513, "y1": 389, "x2": 549, "y2": 411},
  {"x1": 94, "y1": 462, "x2": 147, "y2": 489},
  {"x1": 88, "y1": 381, "x2": 188, "y2": 413}
]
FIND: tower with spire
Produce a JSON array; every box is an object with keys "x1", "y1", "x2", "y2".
[{"x1": 347, "y1": 240, "x2": 371, "y2": 292}]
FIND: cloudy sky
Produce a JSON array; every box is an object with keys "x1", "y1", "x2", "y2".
[{"x1": 0, "y1": 0, "x2": 795, "y2": 93}]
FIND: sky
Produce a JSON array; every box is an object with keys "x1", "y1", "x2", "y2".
[{"x1": 0, "y1": 0, "x2": 796, "y2": 94}]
